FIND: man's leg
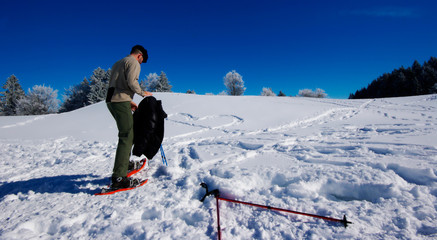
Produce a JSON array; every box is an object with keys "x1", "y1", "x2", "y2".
[{"x1": 107, "y1": 102, "x2": 134, "y2": 178}]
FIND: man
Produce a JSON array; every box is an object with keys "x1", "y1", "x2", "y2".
[{"x1": 106, "y1": 45, "x2": 152, "y2": 189}]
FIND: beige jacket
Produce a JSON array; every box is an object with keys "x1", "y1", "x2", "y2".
[{"x1": 108, "y1": 55, "x2": 144, "y2": 102}]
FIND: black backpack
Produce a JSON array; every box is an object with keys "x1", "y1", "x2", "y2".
[{"x1": 132, "y1": 96, "x2": 167, "y2": 159}]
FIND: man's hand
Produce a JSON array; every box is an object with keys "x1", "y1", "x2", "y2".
[
  {"x1": 143, "y1": 91, "x2": 153, "y2": 97},
  {"x1": 130, "y1": 101, "x2": 138, "y2": 112}
]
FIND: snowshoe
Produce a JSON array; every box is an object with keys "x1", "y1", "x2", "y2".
[
  {"x1": 95, "y1": 177, "x2": 148, "y2": 196},
  {"x1": 127, "y1": 158, "x2": 147, "y2": 177}
]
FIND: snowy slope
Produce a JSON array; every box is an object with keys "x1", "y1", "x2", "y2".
[{"x1": 0, "y1": 93, "x2": 436, "y2": 239}]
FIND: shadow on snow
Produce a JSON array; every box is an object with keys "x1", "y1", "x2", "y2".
[{"x1": 0, "y1": 174, "x2": 108, "y2": 198}]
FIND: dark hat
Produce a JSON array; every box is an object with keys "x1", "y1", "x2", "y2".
[{"x1": 131, "y1": 45, "x2": 148, "y2": 63}]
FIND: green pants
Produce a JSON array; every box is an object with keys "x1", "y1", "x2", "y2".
[{"x1": 107, "y1": 102, "x2": 133, "y2": 178}]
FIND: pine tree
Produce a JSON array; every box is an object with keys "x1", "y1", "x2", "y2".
[
  {"x1": 139, "y1": 78, "x2": 148, "y2": 91},
  {"x1": 87, "y1": 67, "x2": 111, "y2": 104},
  {"x1": 157, "y1": 71, "x2": 172, "y2": 92},
  {"x1": 432, "y1": 83, "x2": 437, "y2": 93},
  {"x1": 349, "y1": 57, "x2": 437, "y2": 99},
  {"x1": 422, "y1": 57, "x2": 437, "y2": 94},
  {"x1": 144, "y1": 73, "x2": 160, "y2": 92},
  {"x1": 60, "y1": 67, "x2": 111, "y2": 112},
  {"x1": 0, "y1": 75, "x2": 25, "y2": 115},
  {"x1": 60, "y1": 78, "x2": 91, "y2": 112},
  {"x1": 16, "y1": 85, "x2": 60, "y2": 115},
  {"x1": 224, "y1": 70, "x2": 245, "y2": 96},
  {"x1": 129, "y1": 71, "x2": 174, "y2": 93},
  {"x1": 278, "y1": 91, "x2": 286, "y2": 97}
]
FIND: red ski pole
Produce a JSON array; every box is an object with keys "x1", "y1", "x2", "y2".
[
  {"x1": 200, "y1": 183, "x2": 351, "y2": 230},
  {"x1": 200, "y1": 183, "x2": 222, "y2": 239},
  {"x1": 217, "y1": 197, "x2": 351, "y2": 227},
  {"x1": 216, "y1": 196, "x2": 222, "y2": 240}
]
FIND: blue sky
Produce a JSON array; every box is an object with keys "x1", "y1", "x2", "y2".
[{"x1": 1, "y1": 0, "x2": 436, "y2": 99}]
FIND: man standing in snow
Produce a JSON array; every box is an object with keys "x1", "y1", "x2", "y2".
[{"x1": 106, "y1": 45, "x2": 152, "y2": 189}]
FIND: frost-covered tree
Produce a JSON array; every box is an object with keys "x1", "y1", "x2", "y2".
[
  {"x1": 224, "y1": 70, "x2": 245, "y2": 96},
  {"x1": 0, "y1": 75, "x2": 25, "y2": 115},
  {"x1": 60, "y1": 78, "x2": 91, "y2": 113},
  {"x1": 139, "y1": 77, "x2": 148, "y2": 91},
  {"x1": 60, "y1": 67, "x2": 111, "y2": 112},
  {"x1": 261, "y1": 87, "x2": 276, "y2": 96},
  {"x1": 16, "y1": 85, "x2": 60, "y2": 115},
  {"x1": 186, "y1": 89, "x2": 196, "y2": 94},
  {"x1": 314, "y1": 88, "x2": 327, "y2": 98},
  {"x1": 87, "y1": 67, "x2": 111, "y2": 104},
  {"x1": 145, "y1": 71, "x2": 172, "y2": 92},
  {"x1": 298, "y1": 88, "x2": 327, "y2": 98},
  {"x1": 157, "y1": 71, "x2": 172, "y2": 92},
  {"x1": 144, "y1": 73, "x2": 160, "y2": 92},
  {"x1": 298, "y1": 89, "x2": 312, "y2": 97}
]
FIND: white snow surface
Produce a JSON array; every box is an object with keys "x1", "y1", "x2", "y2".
[{"x1": 1, "y1": 93, "x2": 436, "y2": 239}]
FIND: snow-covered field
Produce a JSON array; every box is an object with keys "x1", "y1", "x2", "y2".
[{"x1": 0, "y1": 93, "x2": 436, "y2": 239}]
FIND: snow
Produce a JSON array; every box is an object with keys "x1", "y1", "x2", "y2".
[{"x1": 0, "y1": 93, "x2": 436, "y2": 239}]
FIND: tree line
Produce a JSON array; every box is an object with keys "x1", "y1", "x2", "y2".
[
  {"x1": 0, "y1": 68, "x2": 173, "y2": 116},
  {"x1": 349, "y1": 57, "x2": 437, "y2": 99},
  {"x1": 61, "y1": 69, "x2": 173, "y2": 113},
  {"x1": 1, "y1": 68, "x2": 329, "y2": 116},
  {"x1": 0, "y1": 75, "x2": 61, "y2": 116},
  {"x1": 4, "y1": 56, "x2": 436, "y2": 116}
]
